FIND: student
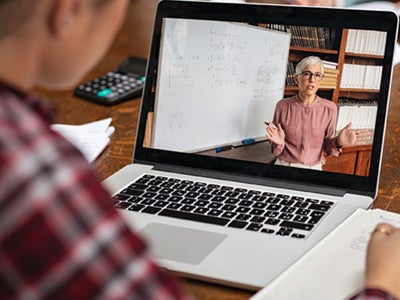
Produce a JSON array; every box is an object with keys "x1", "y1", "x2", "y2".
[
  {"x1": 0, "y1": 0, "x2": 190, "y2": 299},
  {"x1": 0, "y1": 1, "x2": 397, "y2": 300}
]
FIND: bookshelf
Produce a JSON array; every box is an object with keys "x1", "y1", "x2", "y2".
[
  {"x1": 334, "y1": 28, "x2": 384, "y2": 104},
  {"x1": 264, "y1": 24, "x2": 386, "y2": 175},
  {"x1": 283, "y1": 27, "x2": 385, "y2": 104}
]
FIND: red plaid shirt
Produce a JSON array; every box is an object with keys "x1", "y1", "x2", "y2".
[
  {"x1": 0, "y1": 83, "x2": 190, "y2": 299},
  {"x1": 350, "y1": 288, "x2": 397, "y2": 300}
]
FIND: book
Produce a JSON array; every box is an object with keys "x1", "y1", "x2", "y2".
[
  {"x1": 51, "y1": 118, "x2": 115, "y2": 163},
  {"x1": 251, "y1": 208, "x2": 400, "y2": 300}
]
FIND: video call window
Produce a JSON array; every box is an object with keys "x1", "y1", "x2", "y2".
[{"x1": 146, "y1": 18, "x2": 388, "y2": 177}]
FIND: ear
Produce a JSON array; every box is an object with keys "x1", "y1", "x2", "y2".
[
  {"x1": 293, "y1": 74, "x2": 299, "y2": 85},
  {"x1": 47, "y1": 0, "x2": 81, "y2": 38}
]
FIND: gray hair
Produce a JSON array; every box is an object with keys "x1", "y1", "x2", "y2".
[{"x1": 295, "y1": 56, "x2": 324, "y2": 75}]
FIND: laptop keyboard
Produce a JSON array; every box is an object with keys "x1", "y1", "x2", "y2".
[{"x1": 112, "y1": 174, "x2": 335, "y2": 239}]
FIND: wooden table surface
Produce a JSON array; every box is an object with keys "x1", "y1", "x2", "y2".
[{"x1": 36, "y1": 1, "x2": 400, "y2": 299}]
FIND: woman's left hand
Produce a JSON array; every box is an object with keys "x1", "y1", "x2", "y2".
[{"x1": 337, "y1": 122, "x2": 372, "y2": 147}]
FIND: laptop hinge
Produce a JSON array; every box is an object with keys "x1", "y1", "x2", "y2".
[{"x1": 147, "y1": 162, "x2": 347, "y2": 197}]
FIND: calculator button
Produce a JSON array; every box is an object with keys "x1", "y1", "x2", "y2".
[
  {"x1": 106, "y1": 93, "x2": 118, "y2": 99},
  {"x1": 97, "y1": 88, "x2": 113, "y2": 98}
]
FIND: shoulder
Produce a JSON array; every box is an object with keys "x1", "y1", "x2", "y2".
[
  {"x1": 276, "y1": 95, "x2": 297, "y2": 108},
  {"x1": 0, "y1": 88, "x2": 99, "y2": 202},
  {"x1": 315, "y1": 96, "x2": 337, "y2": 112}
]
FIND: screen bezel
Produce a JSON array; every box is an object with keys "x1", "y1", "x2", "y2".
[{"x1": 134, "y1": 0, "x2": 398, "y2": 197}]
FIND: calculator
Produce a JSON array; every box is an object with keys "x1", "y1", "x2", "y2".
[{"x1": 74, "y1": 56, "x2": 147, "y2": 106}]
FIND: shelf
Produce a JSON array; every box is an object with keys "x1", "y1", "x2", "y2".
[
  {"x1": 345, "y1": 52, "x2": 384, "y2": 59},
  {"x1": 285, "y1": 86, "x2": 334, "y2": 92},
  {"x1": 339, "y1": 88, "x2": 380, "y2": 93},
  {"x1": 290, "y1": 46, "x2": 338, "y2": 55}
]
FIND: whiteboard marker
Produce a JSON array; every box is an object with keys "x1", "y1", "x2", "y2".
[
  {"x1": 242, "y1": 138, "x2": 256, "y2": 145},
  {"x1": 264, "y1": 122, "x2": 277, "y2": 129}
]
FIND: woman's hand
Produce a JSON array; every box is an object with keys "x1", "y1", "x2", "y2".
[
  {"x1": 364, "y1": 223, "x2": 400, "y2": 299},
  {"x1": 337, "y1": 122, "x2": 372, "y2": 147},
  {"x1": 266, "y1": 122, "x2": 285, "y2": 146}
]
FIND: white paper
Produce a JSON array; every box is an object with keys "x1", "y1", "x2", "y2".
[
  {"x1": 51, "y1": 118, "x2": 114, "y2": 163},
  {"x1": 251, "y1": 208, "x2": 400, "y2": 300}
]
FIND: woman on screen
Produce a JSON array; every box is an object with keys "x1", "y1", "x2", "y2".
[{"x1": 266, "y1": 56, "x2": 370, "y2": 170}]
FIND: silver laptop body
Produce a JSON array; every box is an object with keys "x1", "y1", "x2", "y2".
[{"x1": 104, "y1": 1, "x2": 398, "y2": 290}]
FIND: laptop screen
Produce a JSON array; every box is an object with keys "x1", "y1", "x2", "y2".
[{"x1": 135, "y1": 1, "x2": 398, "y2": 197}]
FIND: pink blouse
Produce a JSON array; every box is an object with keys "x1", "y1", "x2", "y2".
[{"x1": 271, "y1": 95, "x2": 341, "y2": 166}]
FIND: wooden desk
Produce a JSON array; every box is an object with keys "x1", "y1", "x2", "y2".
[{"x1": 36, "y1": 1, "x2": 400, "y2": 299}]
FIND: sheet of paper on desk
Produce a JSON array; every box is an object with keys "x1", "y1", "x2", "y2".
[
  {"x1": 51, "y1": 118, "x2": 115, "y2": 163},
  {"x1": 251, "y1": 208, "x2": 400, "y2": 300}
]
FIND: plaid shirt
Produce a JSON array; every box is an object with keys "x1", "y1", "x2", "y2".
[
  {"x1": 350, "y1": 288, "x2": 397, "y2": 300},
  {"x1": 0, "y1": 83, "x2": 190, "y2": 300}
]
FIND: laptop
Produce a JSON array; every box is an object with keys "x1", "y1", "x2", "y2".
[{"x1": 103, "y1": 0, "x2": 398, "y2": 291}]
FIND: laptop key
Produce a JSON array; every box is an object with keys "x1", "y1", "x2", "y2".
[
  {"x1": 247, "y1": 223, "x2": 262, "y2": 231},
  {"x1": 309, "y1": 203, "x2": 331, "y2": 211},
  {"x1": 113, "y1": 194, "x2": 131, "y2": 201},
  {"x1": 115, "y1": 201, "x2": 131, "y2": 209},
  {"x1": 222, "y1": 211, "x2": 237, "y2": 218},
  {"x1": 261, "y1": 228, "x2": 275, "y2": 234},
  {"x1": 159, "y1": 209, "x2": 229, "y2": 226},
  {"x1": 124, "y1": 189, "x2": 144, "y2": 196},
  {"x1": 250, "y1": 216, "x2": 265, "y2": 223},
  {"x1": 228, "y1": 220, "x2": 248, "y2": 228},
  {"x1": 265, "y1": 218, "x2": 280, "y2": 225},
  {"x1": 142, "y1": 206, "x2": 161, "y2": 214},
  {"x1": 208, "y1": 209, "x2": 223, "y2": 216},
  {"x1": 159, "y1": 187, "x2": 174, "y2": 194},
  {"x1": 291, "y1": 233, "x2": 306, "y2": 239},
  {"x1": 293, "y1": 215, "x2": 309, "y2": 223},
  {"x1": 280, "y1": 220, "x2": 314, "y2": 231},
  {"x1": 127, "y1": 196, "x2": 142, "y2": 203},
  {"x1": 194, "y1": 207, "x2": 209, "y2": 214},
  {"x1": 236, "y1": 214, "x2": 251, "y2": 221},
  {"x1": 127, "y1": 183, "x2": 147, "y2": 190},
  {"x1": 167, "y1": 203, "x2": 182, "y2": 210},
  {"x1": 181, "y1": 205, "x2": 196, "y2": 212},
  {"x1": 142, "y1": 192, "x2": 157, "y2": 198},
  {"x1": 128, "y1": 204, "x2": 145, "y2": 212},
  {"x1": 308, "y1": 216, "x2": 323, "y2": 224}
]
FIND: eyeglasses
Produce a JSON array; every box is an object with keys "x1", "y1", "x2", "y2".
[{"x1": 299, "y1": 71, "x2": 324, "y2": 81}]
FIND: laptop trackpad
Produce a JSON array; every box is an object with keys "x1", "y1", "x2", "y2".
[{"x1": 140, "y1": 223, "x2": 227, "y2": 265}]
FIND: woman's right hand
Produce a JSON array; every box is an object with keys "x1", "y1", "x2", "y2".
[
  {"x1": 266, "y1": 122, "x2": 285, "y2": 146},
  {"x1": 364, "y1": 223, "x2": 400, "y2": 299}
]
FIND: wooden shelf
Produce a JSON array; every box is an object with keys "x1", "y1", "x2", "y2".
[
  {"x1": 344, "y1": 52, "x2": 384, "y2": 59},
  {"x1": 290, "y1": 46, "x2": 338, "y2": 55}
]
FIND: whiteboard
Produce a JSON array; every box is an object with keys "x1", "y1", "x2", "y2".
[{"x1": 152, "y1": 18, "x2": 291, "y2": 152}]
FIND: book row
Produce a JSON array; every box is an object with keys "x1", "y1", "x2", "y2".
[
  {"x1": 336, "y1": 98, "x2": 377, "y2": 131},
  {"x1": 345, "y1": 29, "x2": 387, "y2": 56},
  {"x1": 264, "y1": 24, "x2": 337, "y2": 49},
  {"x1": 340, "y1": 64, "x2": 382, "y2": 90}
]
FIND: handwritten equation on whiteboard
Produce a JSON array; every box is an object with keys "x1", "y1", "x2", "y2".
[
  {"x1": 154, "y1": 18, "x2": 291, "y2": 152},
  {"x1": 162, "y1": 19, "x2": 288, "y2": 91}
]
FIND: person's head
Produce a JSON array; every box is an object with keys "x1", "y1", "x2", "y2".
[
  {"x1": 293, "y1": 56, "x2": 324, "y2": 96},
  {"x1": 0, "y1": 0, "x2": 129, "y2": 90}
]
